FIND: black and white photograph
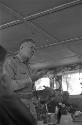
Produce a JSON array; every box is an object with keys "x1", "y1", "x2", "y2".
[{"x1": 0, "y1": 0, "x2": 82, "y2": 125}]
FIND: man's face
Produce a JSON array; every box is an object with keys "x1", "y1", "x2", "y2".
[{"x1": 20, "y1": 41, "x2": 35, "y2": 60}]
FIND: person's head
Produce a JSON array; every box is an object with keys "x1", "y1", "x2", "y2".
[
  {"x1": 0, "y1": 45, "x2": 7, "y2": 79},
  {"x1": 19, "y1": 39, "x2": 36, "y2": 61}
]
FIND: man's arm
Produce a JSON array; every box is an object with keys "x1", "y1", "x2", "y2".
[
  {"x1": 31, "y1": 69, "x2": 47, "y2": 82},
  {"x1": 10, "y1": 78, "x2": 31, "y2": 91}
]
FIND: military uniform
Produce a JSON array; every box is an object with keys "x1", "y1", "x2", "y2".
[{"x1": 3, "y1": 56, "x2": 37, "y2": 119}]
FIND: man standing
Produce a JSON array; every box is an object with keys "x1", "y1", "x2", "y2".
[
  {"x1": 3, "y1": 39, "x2": 37, "y2": 119},
  {"x1": 0, "y1": 45, "x2": 37, "y2": 125}
]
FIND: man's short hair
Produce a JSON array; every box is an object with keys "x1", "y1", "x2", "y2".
[
  {"x1": 0, "y1": 45, "x2": 7, "y2": 63},
  {"x1": 20, "y1": 39, "x2": 35, "y2": 45}
]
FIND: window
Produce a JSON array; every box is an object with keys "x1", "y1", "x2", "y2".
[
  {"x1": 62, "y1": 72, "x2": 82, "y2": 95},
  {"x1": 35, "y1": 77, "x2": 50, "y2": 90}
]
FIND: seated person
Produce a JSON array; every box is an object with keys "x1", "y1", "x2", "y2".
[{"x1": 0, "y1": 45, "x2": 37, "y2": 125}]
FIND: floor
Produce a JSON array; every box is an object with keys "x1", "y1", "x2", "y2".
[
  {"x1": 60, "y1": 114, "x2": 82, "y2": 125},
  {"x1": 37, "y1": 114, "x2": 82, "y2": 125}
]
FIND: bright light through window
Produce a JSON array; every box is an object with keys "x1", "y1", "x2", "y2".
[
  {"x1": 62, "y1": 72, "x2": 82, "y2": 95},
  {"x1": 35, "y1": 77, "x2": 50, "y2": 90}
]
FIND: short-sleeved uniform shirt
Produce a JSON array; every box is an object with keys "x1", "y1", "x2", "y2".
[{"x1": 3, "y1": 56, "x2": 32, "y2": 94}]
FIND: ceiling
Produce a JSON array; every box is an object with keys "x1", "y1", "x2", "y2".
[{"x1": 0, "y1": 0, "x2": 82, "y2": 69}]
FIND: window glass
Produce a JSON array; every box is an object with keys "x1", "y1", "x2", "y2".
[
  {"x1": 35, "y1": 77, "x2": 50, "y2": 90},
  {"x1": 62, "y1": 72, "x2": 82, "y2": 95}
]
